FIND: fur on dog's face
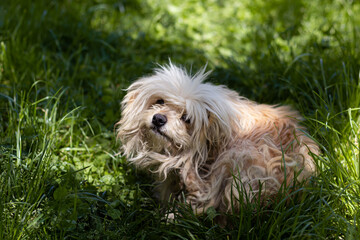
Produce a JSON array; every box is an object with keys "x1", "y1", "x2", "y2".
[
  {"x1": 142, "y1": 98, "x2": 192, "y2": 151},
  {"x1": 117, "y1": 63, "x2": 243, "y2": 170}
]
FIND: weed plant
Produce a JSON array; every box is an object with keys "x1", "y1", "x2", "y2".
[{"x1": 0, "y1": 0, "x2": 359, "y2": 239}]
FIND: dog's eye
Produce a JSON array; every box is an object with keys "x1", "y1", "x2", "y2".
[
  {"x1": 181, "y1": 114, "x2": 191, "y2": 124},
  {"x1": 155, "y1": 99, "x2": 164, "y2": 105}
]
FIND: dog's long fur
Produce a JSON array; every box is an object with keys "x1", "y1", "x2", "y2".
[{"x1": 117, "y1": 63, "x2": 318, "y2": 214}]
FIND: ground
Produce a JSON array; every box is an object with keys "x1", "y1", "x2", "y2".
[{"x1": 0, "y1": 0, "x2": 359, "y2": 239}]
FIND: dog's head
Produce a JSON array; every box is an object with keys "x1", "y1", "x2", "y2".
[{"x1": 117, "y1": 63, "x2": 244, "y2": 170}]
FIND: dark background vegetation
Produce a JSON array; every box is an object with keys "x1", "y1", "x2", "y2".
[{"x1": 0, "y1": 0, "x2": 359, "y2": 239}]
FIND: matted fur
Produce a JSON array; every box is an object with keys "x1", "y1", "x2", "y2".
[{"x1": 117, "y1": 63, "x2": 318, "y2": 214}]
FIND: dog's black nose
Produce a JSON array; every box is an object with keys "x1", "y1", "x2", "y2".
[{"x1": 152, "y1": 114, "x2": 167, "y2": 127}]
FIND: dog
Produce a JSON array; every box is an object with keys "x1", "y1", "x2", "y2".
[{"x1": 117, "y1": 62, "x2": 318, "y2": 214}]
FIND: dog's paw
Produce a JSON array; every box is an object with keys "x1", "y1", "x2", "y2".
[{"x1": 162, "y1": 212, "x2": 176, "y2": 223}]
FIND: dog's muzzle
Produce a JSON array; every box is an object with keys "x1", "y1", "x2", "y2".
[
  {"x1": 151, "y1": 114, "x2": 172, "y2": 142},
  {"x1": 152, "y1": 114, "x2": 167, "y2": 128}
]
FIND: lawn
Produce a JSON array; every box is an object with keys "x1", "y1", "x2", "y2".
[{"x1": 0, "y1": 0, "x2": 359, "y2": 239}]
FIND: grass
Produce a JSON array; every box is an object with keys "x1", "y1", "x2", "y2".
[{"x1": 0, "y1": 0, "x2": 359, "y2": 239}]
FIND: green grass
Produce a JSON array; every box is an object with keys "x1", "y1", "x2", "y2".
[{"x1": 0, "y1": 0, "x2": 359, "y2": 239}]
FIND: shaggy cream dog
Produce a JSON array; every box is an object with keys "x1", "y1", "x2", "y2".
[{"x1": 117, "y1": 63, "x2": 318, "y2": 214}]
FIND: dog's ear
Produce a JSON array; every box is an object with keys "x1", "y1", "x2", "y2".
[
  {"x1": 116, "y1": 79, "x2": 148, "y2": 156},
  {"x1": 120, "y1": 80, "x2": 145, "y2": 116},
  {"x1": 196, "y1": 85, "x2": 244, "y2": 150},
  {"x1": 189, "y1": 107, "x2": 234, "y2": 167},
  {"x1": 204, "y1": 110, "x2": 233, "y2": 146}
]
